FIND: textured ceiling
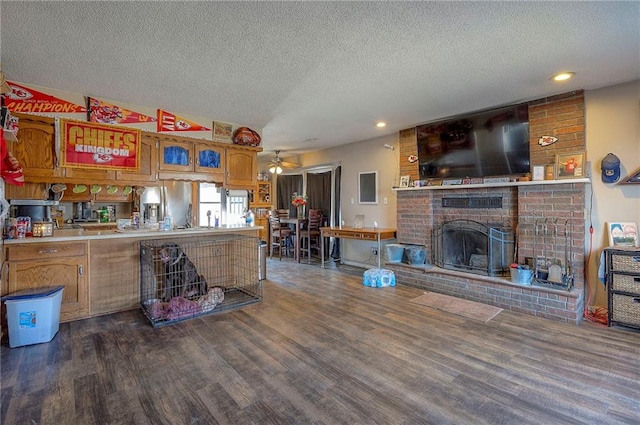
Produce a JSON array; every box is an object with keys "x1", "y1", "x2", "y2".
[{"x1": 1, "y1": 1, "x2": 639, "y2": 159}]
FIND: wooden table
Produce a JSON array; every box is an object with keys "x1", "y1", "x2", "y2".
[
  {"x1": 320, "y1": 226, "x2": 397, "y2": 269},
  {"x1": 280, "y1": 217, "x2": 307, "y2": 263}
]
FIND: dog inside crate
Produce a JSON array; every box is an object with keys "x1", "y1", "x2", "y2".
[
  {"x1": 141, "y1": 241, "x2": 225, "y2": 323},
  {"x1": 159, "y1": 242, "x2": 208, "y2": 300}
]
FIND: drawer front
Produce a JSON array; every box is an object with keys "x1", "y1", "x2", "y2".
[
  {"x1": 611, "y1": 273, "x2": 640, "y2": 294},
  {"x1": 322, "y1": 230, "x2": 343, "y2": 238},
  {"x1": 611, "y1": 253, "x2": 640, "y2": 273},
  {"x1": 7, "y1": 242, "x2": 86, "y2": 261},
  {"x1": 611, "y1": 293, "x2": 640, "y2": 327}
]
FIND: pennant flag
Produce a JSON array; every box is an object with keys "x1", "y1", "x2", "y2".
[
  {"x1": 157, "y1": 109, "x2": 211, "y2": 132},
  {"x1": 4, "y1": 81, "x2": 86, "y2": 114},
  {"x1": 88, "y1": 97, "x2": 156, "y2": 124}
]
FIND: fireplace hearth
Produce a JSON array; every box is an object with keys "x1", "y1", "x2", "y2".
[{"x1": 433, "y1": 219, "x2": 514, "y2": 277}]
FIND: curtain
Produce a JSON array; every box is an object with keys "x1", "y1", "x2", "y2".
[
  {"x1": 276, "y1": 174, "x2": 303, "y2": 217},
  {"x1": 307, "y1": 171, "x2": 331, "y2": 222},
  {"x1": 331, "y1": 166, "x2": 341, "y2": 259}
]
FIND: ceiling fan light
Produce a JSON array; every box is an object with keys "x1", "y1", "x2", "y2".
[{"x1": 269, "y1": 165, "x2": 283, "y2": 174}]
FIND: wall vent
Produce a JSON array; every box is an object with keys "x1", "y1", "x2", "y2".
[{"x1": 442, "y1": 197, "x2": 503, "y2": 209}]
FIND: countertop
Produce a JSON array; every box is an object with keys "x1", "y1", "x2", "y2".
[{"x1": 2, "y1": 224, "x2": 262, "y2": 244}]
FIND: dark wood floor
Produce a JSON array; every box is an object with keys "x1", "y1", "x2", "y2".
[{"x1": 2, "y1": 258, "x2": 640, "y2": 425}]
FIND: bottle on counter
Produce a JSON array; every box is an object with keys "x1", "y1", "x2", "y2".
[
  {"x1": 100, "y1": 208, "x2": 110, "y2": 223},
  {"x1": 164, "y1": 215, "x2": 173, "y2": 231},
  {"x1": 246, "y1": 210, "x2": 254, "y2": 226},
  {"x1": 131, "y1": 209, "x2": 140, "y2": 229},
  {"x1": 214, "y1": 212, "x2": 220, "y2": 227}
]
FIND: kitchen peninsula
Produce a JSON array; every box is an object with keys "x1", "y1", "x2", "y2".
[{"x1": 1, "y1": 225, "x2": 260, "y2": 325}]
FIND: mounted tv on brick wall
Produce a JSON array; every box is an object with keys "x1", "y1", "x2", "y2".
[{"x1": 417, "y1": 103, "x2": 530, "y2": 179}]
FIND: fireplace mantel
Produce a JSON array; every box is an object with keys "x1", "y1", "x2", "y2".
[{"x1": 393, "y1": 177, "x2": 590, "y2": 191}]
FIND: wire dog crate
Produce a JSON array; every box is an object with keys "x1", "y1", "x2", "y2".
[{"x1": 139, "y1": 234, "x2": 262, "y2": 327}]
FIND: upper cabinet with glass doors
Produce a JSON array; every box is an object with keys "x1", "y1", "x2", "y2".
[{"x1": 158, "y1": 134, "x2": 226, "y2": 182}]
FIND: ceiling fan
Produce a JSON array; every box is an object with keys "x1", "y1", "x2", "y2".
[{"x1": 268, "y1": 150, "x2": 301, "y2": 174}]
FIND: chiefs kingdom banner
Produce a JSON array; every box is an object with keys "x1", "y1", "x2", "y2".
[{"x1": 60, "y1": 119, "x2": 141, "y2": 170}]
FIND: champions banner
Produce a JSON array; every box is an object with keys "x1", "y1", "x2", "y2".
[
  {"x1": 5, "y1": 81, "x2": 87, "y2": 114},
  {"x1": 157, "y1": 109, "x2": 211, "y2": 132},
  {"x1": 88, "y1": 97, "x2": 157, "y2": 124},
  {"x1": 60, "y1": 119, "x2": 141, "y2": 171}
]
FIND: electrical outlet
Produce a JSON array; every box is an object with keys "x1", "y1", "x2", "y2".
[{"x1": 371, "y1": 247, "x2": 378, "y2": 255}]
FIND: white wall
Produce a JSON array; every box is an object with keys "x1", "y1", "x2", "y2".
[
  {"x1": 585, "y1": 80, "x2": 640, "y2": 306},
  {"x1": 262, "y1": 133, "x2": 401, "y2": 267}
]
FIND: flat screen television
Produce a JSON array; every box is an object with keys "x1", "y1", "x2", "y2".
[{"x1": 417, "y1": 103, "x2": 530, "y2": 180}]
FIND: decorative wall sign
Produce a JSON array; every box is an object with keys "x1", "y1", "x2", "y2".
[
  {"x1": 157, "y1": 109, "x2": 211, "y2": 132},
  {"x1": 5, "y1": 81, "x2": 86, "y2": 114},
  {"x1": 538, "y1": 135, "x2": 558, "y2": 146},
  {"x1": 59, "y1": 118, "x2": 141, "y2": 170},
  {"x1": 88, "y1": 97, "x2": 156, "y2": 124}
]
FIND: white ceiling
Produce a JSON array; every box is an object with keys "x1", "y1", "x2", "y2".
[{"x1": 2, "y1": 1, "x2": 639, "y2": 159}]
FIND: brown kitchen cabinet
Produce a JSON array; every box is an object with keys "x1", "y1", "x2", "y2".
[
  {"x1": 89, "y1": 238, "x2": 139, "y2": 316},
  {"x1": 157, "y1": 135, "x2": 225, "y2": 182},
  {"x1": 116, "y1": 132, "x2": 159, "y2": 184},
  {"x1": 63, "y1": 165, "x2": 116, "y2": 183},
  {"x1": 9, "y1": 113, "x2": 62, "y2": 182},
  {"x1": 251, "y1": 181, "x2": 272, "y2": 207},
  {"x1": 2, "y1": 241, "x2": 89, "y2": 322},
  {"x1": 225, "y1": 145, "x2": 258, "y2": 189}
]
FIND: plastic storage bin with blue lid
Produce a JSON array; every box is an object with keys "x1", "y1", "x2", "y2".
[{"x1": 3, "y1": 285, "x2": 64, "y2": 348}]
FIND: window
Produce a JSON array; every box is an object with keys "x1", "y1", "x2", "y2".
[
  {"x1": 198, "y1": 183, "x2": 248, "y2": 226},
  {"x1": 198, "y1": 183, "x2": 221, "y2": 226}
]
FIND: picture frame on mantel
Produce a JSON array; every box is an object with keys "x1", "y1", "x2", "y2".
[{"x1": 555, "y1": 151, "x2": 586, "y2": 179}]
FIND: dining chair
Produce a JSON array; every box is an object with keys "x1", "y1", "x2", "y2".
[
  {"x1": 276, "y1": 209, "x2": 290, "y2": 219},
  {"x1": 301, "y1": 209, "x2": 323, "y2": 263},
  {"x1": 276, "y1": 208, "x2": 295, "y2": 249},
  {"x1": 268, "y1": 210, "x2": 293, "y2": 260}
]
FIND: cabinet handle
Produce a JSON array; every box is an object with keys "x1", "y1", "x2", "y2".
[
  {"x1": 189, "y1": 156, "x2": 193, "y2": 165},
  {"x1": 79, "y1": 265, "x2": 84, "y2": 276},
  {"x1": 39, "y1": 249, "x2": 58, "y2": 254}
]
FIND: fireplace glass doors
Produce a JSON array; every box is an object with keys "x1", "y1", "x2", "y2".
[{"x1": 433, "y1": 219, "x2": 514, "y2": 277}]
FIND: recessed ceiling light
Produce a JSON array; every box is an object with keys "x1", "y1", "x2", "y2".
[
  {"x1": 376, "y1": 122, "x2": 386, "y2": 128},
  {"x1": 552, "y1": 72, "x2": 575, "y2": 82}
]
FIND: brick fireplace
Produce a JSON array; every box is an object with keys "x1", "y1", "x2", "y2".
[{"x1": 389, "y1": 90, "x2": 587, "y2": 324}]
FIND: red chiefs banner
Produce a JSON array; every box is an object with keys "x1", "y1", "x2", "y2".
[
  {"x1": 157, "y1": 109, "x2": 211, "y2": 132},
  {"x1": 60, "y1": 119, "x2": 141, "y2": 170},
  {"x1": 5, "y1": 81, "x2": 86, "y2": 114},
  {"x1": 88, "y1": 97, "x2": 157, "y2": 124}
]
